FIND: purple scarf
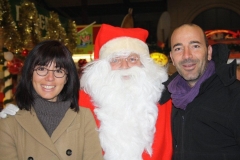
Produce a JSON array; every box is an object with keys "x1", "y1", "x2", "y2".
[{"x1": 168, "y1": 61, "x2": 215, "y2": 110}]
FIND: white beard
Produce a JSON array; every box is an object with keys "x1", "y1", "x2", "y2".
[{"x1": 81, "y1": 57, "x2": 168, "y2": 160}]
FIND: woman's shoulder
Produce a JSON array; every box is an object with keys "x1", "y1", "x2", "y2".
[
  {"x1": 78, "y1": 106, "x2": 92, "y2": 115},
  {"x1": 0, "y1": 112, "x2": 19, "y2": 128},
  {"x1": 0, "y1": 109, "x2": 29, "y2": 123},
  {"x1": 76, "y1": 106, "x2": 95, "y2": 120}
]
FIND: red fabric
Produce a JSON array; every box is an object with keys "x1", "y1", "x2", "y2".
[
  {"x1": 79, "y1": 90, "x2": 172, "y2": 160},
  {"x1": 142, "y1": 100, "x2": 172, "y2": 160},
  {"x1": 94, "y1": 24, "x2": 148, "y2": 59}
]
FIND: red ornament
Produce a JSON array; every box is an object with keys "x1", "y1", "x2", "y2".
[
  {"x1": 7, "y1": 58, "x2": 24, "y2": 75},
  {"x1": 21, "y1": 49, "x2": 29, "y2": 57},
  {"x1": 78, "y1": 59, "x2": 87, "y2": 68}
]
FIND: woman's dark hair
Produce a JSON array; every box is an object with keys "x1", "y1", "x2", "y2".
[{"x1": 15, "y1": 40, "x2": 80, "y2": 112}]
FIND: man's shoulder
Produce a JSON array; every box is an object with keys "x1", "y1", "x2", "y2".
[{"x1": 228, "y1": 80, "x2": 240, "y2": 96}]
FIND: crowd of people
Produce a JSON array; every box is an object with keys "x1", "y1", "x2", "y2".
[{"x1": 0, "y1": 23, "x2": 240, "y2": 160}]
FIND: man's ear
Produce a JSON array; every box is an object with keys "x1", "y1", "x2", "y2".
[{"x1": 207, "y1": 45, "x2": 212, "y2": 61}]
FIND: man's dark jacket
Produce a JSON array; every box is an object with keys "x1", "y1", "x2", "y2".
[{"x1": 160, "y1": 44, "x2": 240, "y2": 160}]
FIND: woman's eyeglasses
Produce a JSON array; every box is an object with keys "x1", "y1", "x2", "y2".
[{"x1": 34, "y1": 67, "x2": 67, "y2": 78}]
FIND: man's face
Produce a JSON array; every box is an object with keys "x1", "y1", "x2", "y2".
[
  {"x1": 109, "y1": 53, "x2": 142, "y2": 70},
  {"x1": 170, "y1": 25, "x2": 212, "y2": 87}
]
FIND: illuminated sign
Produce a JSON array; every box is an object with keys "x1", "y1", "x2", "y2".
[
  {"x1": 205, "y1": 30, "x2": 239, "y2": 39},
  {"x1": 205, "y1": 30, "x2": 240, "y2": 45}
]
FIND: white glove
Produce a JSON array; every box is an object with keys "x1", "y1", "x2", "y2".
[{"x1": 0, "y1": 104, "x2": 19, "y2": 118}]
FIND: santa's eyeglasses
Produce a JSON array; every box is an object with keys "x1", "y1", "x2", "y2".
[{"x1": 109, "y1": 54, "x2": 140, "y2": 66}]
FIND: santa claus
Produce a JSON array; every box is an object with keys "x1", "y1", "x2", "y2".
[{"x1": 79, "y1": 24, "x2": 172, "y2": 160}]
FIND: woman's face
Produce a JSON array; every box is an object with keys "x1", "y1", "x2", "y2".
[{"x1": 32, "y1": 62, "x2": 67, "y2": 102}]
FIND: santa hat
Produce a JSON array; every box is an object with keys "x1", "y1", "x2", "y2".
[{"x1": 94, "y1": 24, "x2": 149, "y2": 59}]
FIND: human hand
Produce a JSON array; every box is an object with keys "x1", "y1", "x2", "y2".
[{"x1": 0, "y1": 104, "x2": 19, "y2": 118}]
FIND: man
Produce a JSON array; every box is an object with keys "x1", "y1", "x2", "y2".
[
  {"x1": 160, "y1": 23, "x2": 240, "y2": 160},
  {"x1": 0, "y1": 24, "x2": 173, "y2": 160},
  {"x1": 80, "y1": 24, "x2": 172, "y2": 160}
]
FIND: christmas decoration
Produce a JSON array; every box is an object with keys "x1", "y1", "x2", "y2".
[
  {"x1": 21, "y1": 49, "x2": 29, "y2": 57},
  {"x1": 0, "y1": 3, "x2": 6, "y2": 22},
  {"x1": 44, "y1": 11, "x2": 67, "y2": 44},
  {"x1": 0, "y1": 0, "x2": 22, "y2": 52},
  {"x1": 18, "y1": 0, "x2": 41, "y2": 50},
  {"x1": 66, "y1": 20, "x2": 77, "y2": 54},
  {"x1": 7, "y1": 57, "x2": 23, "y2": 75},
  {"x1": 3, "y1": 50, "x2": 13, "y2": 106},
  {"x1": 3, "y1": 51, "x2": 13, "y2": 61},
  {"x1": 150, "y1": 52, "x2": 168, "y2": 66},
  {"x1": 0, "y1": 3, "x2": 6, "y2": 51},
  {"x1": 78, "y1": 59, "x2": 87, "y2": 68}
]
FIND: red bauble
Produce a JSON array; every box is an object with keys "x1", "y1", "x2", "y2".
[
  {"x1": 78, "y1": 59, "x2": 87, "y2": 68},
  {"x1": 21, "y1": 49, "x2": 29, "y2": 57},
  {"x1": 7, "y1": 58, "x2": 24, "y2": 75}
]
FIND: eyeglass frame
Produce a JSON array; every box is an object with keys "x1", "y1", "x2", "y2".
[
  {"x1": 109, "y1": 54, "x2": 140, "y2": 66},
  {"x1": 33, "y1": 67, "x2": 67, "y2": 78}
]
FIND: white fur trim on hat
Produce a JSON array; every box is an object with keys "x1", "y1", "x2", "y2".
[{"x1": 99, "y1": 37, "x2": 149, "y2": 59}]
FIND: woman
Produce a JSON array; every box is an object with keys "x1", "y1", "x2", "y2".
[{"x1": 0, "y1": 40, "x2": 103, "y2": 160}]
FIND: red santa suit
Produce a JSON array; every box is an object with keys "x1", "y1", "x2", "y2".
[{"x1": 79, "y1": 90, "x2": 173, "y2": 160}]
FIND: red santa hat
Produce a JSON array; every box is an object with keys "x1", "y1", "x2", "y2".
[{"x1": 94, "y1": 24, "x2": 149, "y2": 59}]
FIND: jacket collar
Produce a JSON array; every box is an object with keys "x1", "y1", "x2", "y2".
[{"x1": 216, "y1": 59, "x2": 237, "y2": 86}]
